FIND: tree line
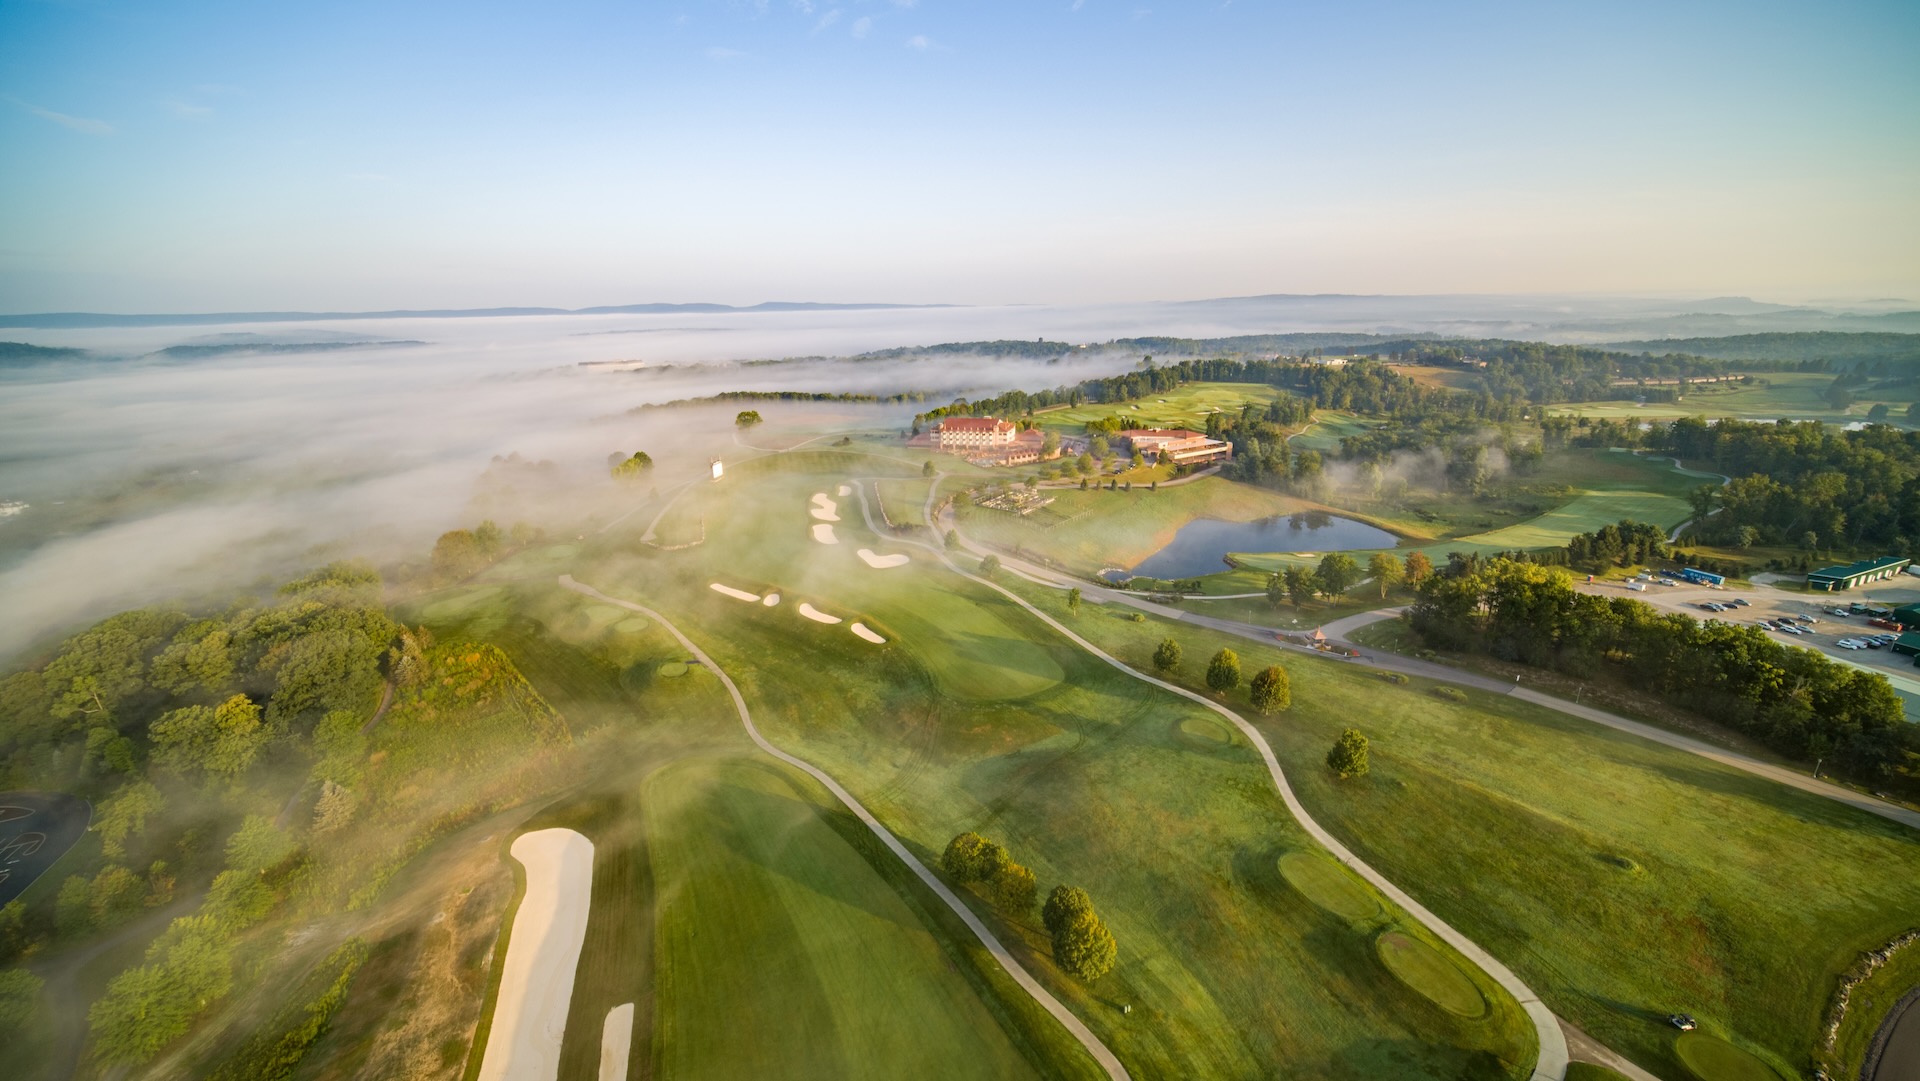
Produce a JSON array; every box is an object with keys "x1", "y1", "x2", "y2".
[{"x1": 1406, "y1": 558, "x2": 1917, "y2": 792}]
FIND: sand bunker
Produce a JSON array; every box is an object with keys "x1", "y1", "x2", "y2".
[
  {"x1": 476, "y1": 828, "x2": 595, "y2": 1081},
  {"x1": 836, "y1": 484, "x2": 851, "y2": 496},
  {"x1": 798, "y1": 603, "x2": 843, "y2": 625},
  {"x1": 857, "y1": 548, "x2": 910, "y2": 569},
  {"x1": 761, "y1": 593, "x2": 781, "y2": 606},
  {"x1": 598, "y1": 1003, "x2": 634, "y2": 1081},
  {"x1": 851, "y1": 622, "x2": 887, "y2": 644},
  {"x1": 811, "y1": 523, "x2": 838, "y2": 544},
  {"x1": 809, "y1": 493, "x2": 840, "y2": 521},
  {"x1": 709, "y1": 583, "x2": 760, "y2": 602}
]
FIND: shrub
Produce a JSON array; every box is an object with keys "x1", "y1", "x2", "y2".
[
  {"x1": 1206, "y1": 648, "x2": 1241, "y2": 694},
  {"x1": 1327, "y1": 728, "x2": 1370, "y2": 778},
  {"x1": 1431, "y1": 686, "x2": 1467, "y2": 703},
  {"x1": 1249, "y1": 665, "x2": 1291, "y2": 713},
  {"x1": 1152, "y1": 639, "x2": 1182, "y2": 673}
]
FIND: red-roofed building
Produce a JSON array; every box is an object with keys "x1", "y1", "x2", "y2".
[
  {"x1": 937, "y1": 416, "x2": 1019, "y2": 451},
  {"x1": 1119, "y1": 428, "x2": 1233, "y2": 465}
]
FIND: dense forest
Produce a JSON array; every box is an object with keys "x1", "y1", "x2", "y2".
[
  {"x1": 0, "y1": 561, "x2": 569, "y2": 1071},
  {"x1": 1408, "y1": 559, "x2": 1918, "y2": 794}
]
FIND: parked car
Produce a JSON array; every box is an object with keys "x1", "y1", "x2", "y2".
[
  {"x1": 1838, "y1": 639, "x2": 1865, "y2": 650},
  {"x1": 1668, "y1": 1014, "x2": 1698, "y2": 1032},
  {"x1": 1797, "y1": 615, "x2": 1819, "y2": 624},
  {"x1": 1830, "y1": 608, "x2": 1853, "y2": 617},
  {"x1": 1730, "y1": 598, "x2": 1750, "y2": 607}
]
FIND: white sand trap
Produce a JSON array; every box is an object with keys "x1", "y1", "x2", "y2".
[
  {"x1": 798, "y1": 603, "x2": 843, "y2": 625},
  {"x1": 598, "y1": 1003, "x2": 634, "y2": 1081},
  {"x1": 856, "y1": 548, "x2": 911, "y2": 569},
  {"x1": 809, "y1": 493, "x2": 840, "y2": 521},
  {"x1": 836, "y1": 484, "x2": 851, "y2": 496},
  {"x1": 476, "y1": 828, "x2": 594, "y2": 1081},
  {"x1": 761, "y1": 592, "x2": 781, "y2": 606},
  {"x1": 851, "y1": 622, "x2": 887, "y2": 644},
  {"x1": 709, "y1": 583, "x2": 760, "y2": 602},
  {"x1": 811, "y1": 523, "x2": 839, "y2": 544}
]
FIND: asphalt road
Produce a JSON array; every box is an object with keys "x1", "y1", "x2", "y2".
[{"x1": 0, "y1": 791, "x2": 91, "y2": 906}]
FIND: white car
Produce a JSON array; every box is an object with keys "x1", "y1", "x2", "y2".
[{"x1": 1838, "y1": 639, "x2": 1865, "y2": 649}]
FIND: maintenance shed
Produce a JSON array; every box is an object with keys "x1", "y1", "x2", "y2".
[{"x1": 1808, "y1": 556, "x2": 1911, "y2": 592}]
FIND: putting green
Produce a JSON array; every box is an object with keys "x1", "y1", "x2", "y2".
[
  {"x1": 1176, "y1": 715, "x2": 1235, "y2": 748},
  {"x1": 1375, "y1": 931, "x2": 1486, "y2": 1019},
  {"x1": 418, "y1": 584, "x2": 506, "y2": 622},
  {"x1": 1673, "y1": 1033, "x2": 1781, "y2": 1081},
  {"x1": 1277, "y1": 852, "x2": 1382, "y2": 923},
  {"x1": 656, "y1": 661, "x2": 690, "y2": 678},
  {"x1": 613, "y1": 616, "x2": 650, "y2": 634}
]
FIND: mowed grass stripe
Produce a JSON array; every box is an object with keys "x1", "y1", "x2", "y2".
[{"x1": 645, "y1": 756, "x2": 1052, "y2": 1081}]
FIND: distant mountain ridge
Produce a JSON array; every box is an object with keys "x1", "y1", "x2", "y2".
[{"x1": 0, "y1": 301, "x2": 947, "y2": 330}]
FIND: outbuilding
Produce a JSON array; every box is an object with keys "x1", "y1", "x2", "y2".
[
  {"x1": 1807, "y1": 556, "x2": 1912, "y2": 592},
  {"x1": 1892, "y1": 632, "x2": 1920, "y2": 658}
]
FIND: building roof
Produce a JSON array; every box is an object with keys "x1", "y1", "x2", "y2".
[
  {"x1": 940, "y1": 416, "x2": 1014, "y2": 432},
  {"x1": 1810, "y1": 556, "x2": 1911, "y2": 581}
]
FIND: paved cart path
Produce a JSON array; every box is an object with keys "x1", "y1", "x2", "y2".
[
  {"x1": 556, "y1": 575, "x2": 1130, "y2": 1081},
  {"x1": 894, "y1": 483, "x2": 1570, "y2": 1080}
]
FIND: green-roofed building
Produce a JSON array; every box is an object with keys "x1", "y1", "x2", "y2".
[
  {"x1": 1893, "y1": 632, "x2": 1920, "y2": 658},
  {"x1": 1807, "y1": 556, "x2": 1911, "y2": 592}
]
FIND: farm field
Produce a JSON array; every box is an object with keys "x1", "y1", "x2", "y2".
[
  {"x1": 1549, "y1": 371, "x2": 1920, "y2": 425},
  {"x1": 1032, "y1": 382, "x2": 1289, "y2": 435},
  {"x1": 1001, "y1": 577, "x2": 1920, "y2": 1081},
  {"x1": 573, "y1": 455, "x2": 1541, "y2": 1080}
]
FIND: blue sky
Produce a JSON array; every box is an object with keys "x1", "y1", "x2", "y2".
[{"x1": 1, "y1": 0, "x2": 1915, "y2": 311}]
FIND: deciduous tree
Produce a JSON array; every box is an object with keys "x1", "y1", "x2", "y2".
[
  {"x1": 1152, "y1": 638, "x2": 1182, "y2": 673},
  {"x1": 1250, "y1": 665, "x2": 1291, "y2": 713},
  {"x1": 1327, "y1": 727, "x2": 1370, "y2": 778},
  {"x1": 1205, "y1": 648, "x2": 1241, "y2": 694}
]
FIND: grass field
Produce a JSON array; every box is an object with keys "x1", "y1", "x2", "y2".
[
  {"x1": 951, "y1": 474, "x2": 1322, "y2": 576},
  {"x1": 409, "y1": 559, "x2": 1101, "y2": 1081},
  {"x1": 646, "y1": 756, "x2": 1059, "y2": 1081},
  {"x1": 570, "y1": 455, "x2": 1540, "y2": 1080},
  {"x1": 1288, "y1": 412, "x2": 1384, "y2": 454},
  {"x1": 1032, "y1": 382, "x2": 1290, "y2": 435},
  {"x1": 1549, "y1": 372, "x2": 1920, "y2": 425},
  {"x1": 1232, "y1": 450, "x2": 1704, "y2": 575},
  {"x1": 1001, "y1": 578, "x2": 1920, "y2": 1080},
  {"x1": 874, "y1": 477, "x2": 934, "y2": 533}
]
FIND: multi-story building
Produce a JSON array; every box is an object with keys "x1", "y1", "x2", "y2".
[
  {"x1": 1119, "y1": 428, "x2": 1234, "y2": 466},
  {"x1": 937, "y1": 416, "x2": 1018, "y2": 451}
]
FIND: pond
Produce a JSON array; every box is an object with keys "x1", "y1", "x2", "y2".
[{"x1": 1127, "y1": 512, "x2": 1396, "y2": 580}]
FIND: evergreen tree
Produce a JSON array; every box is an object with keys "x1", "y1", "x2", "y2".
[{"x1": 1327, "y1": 728, "x2": 1370, "y2": 778}]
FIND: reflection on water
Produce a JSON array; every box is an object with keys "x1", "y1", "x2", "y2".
[{"x1": 1129, "y1": 512, "x2": 1395, "y2": 579}]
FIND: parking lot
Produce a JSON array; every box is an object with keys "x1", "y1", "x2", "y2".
[{"x1": 1574, "y1": 573, "x2": 1920, "y2": 716}]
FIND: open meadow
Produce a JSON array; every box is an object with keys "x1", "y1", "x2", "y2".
[{"x1": 1548, "y1": 371, "x2": 1920, "y2": 425}]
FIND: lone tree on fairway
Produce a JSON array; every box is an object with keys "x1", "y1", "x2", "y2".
[
  {"x1": 1316, "y1": 552, "x2": 1360, "y2": 599},
  {"x1": 1153, "y1": 638, "x2": 1182, "y2": 674},
  {"x1": 1249, "y1": 665, "x2": 1291, "y2": 713},
  {"x1": 1067, "y1": 587, "x2": 1082, "y2": 615},
  {"x1": 1265, "y1": 572, "x2": 1285, "y2": 610},
  {"x1": 980, "y1": 554, "x2": 1001, "y2": 579},
  {"x1": 1206, "y1": 648, "x2": 1241, "y2": 694},
  {"x1": 735, "y1": 410, "x2": 763, "y2": 428},
  {"x1": 1367, "y1": 553, "x2": 1403, "y2": 600},
  {"x1": 1043, "y1": 886, "x2": 1117, "y2": 981},
  {"x1": 944, "y1": 529, "x2": 961, "y2": 551},
  {"x1": 922, "y1": 459, "x2": 936, "y2": 477},
  {"x1": 1327, "y1": 728, "x2": 1370, "y2": 778}
]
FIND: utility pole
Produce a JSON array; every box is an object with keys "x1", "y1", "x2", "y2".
[{"x1": 1812, "y1": 757, "x2": 1823, "y2": 780}]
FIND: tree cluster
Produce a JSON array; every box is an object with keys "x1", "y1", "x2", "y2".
[
  {"x1": 940, "y1": 832, "x2": 1038, "y2": 913},
  {"x1": 1042, "y1": 885, "x2": 1117, "y2": 981}
]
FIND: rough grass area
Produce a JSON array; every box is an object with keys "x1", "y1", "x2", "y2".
[
  {"x1": 1827, "y1": 939, "x2": 1920, "y2": 1080},
  {"x1": 646, "y1": 756, "x2": 1061, "y2": 1081},
  {"x1": 1003, "y1": 578, "x2": 1920, "y2": 1081},
  {"x1": 874, "y1": 477, "x2": 934, "y2": 533},
  {"x1": 1288, "y1": 412, "x2": 1384, "y2": 454},
  {"x1": 579, "y1": 465, "x2": 1539, "y2": 1080}
]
